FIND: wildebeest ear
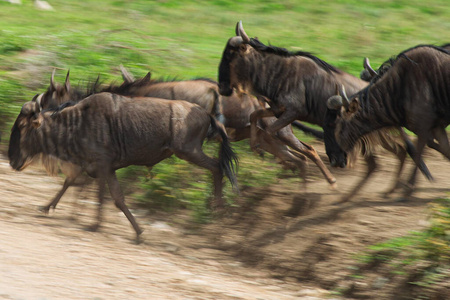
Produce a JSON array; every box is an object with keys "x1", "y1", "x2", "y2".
[
  {"x1": 31, "y1": 93, "x2": 39, "y2": 102},
  {"x1": 143, "y1": 72, "x2": 151, "y2": 82},
  {"x1": 348, "y1": 99, "x2": 360, "y2": 113},
  {"x1": 20, "y1": 101, "x2": 36, "y2": 115},
  {"x1": 64, "y1": 69, "x2": 71, "y2": 92},
  {"x1": 32, "y1": 114, "x2": 43, "y2": 128},
  {"x1": 34, "y1": 100, "x2": 41, "y2": 113},
  {"x1": 327, "y1": 95, "x2": 343, "y2": 110}
]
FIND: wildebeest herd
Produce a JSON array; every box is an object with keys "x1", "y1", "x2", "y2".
[{"x1": 7, "y1": 21, "x2": 450, "y2": 242}]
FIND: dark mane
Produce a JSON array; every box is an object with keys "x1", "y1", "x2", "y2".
[
  {"x1": 248, "y1": 38, "x2": 341, "y2": 74},
  {"x1": 356, "y1": 44, "x2": 450, "y2": 105},
  {"x1": 192, "y1": 77, "x2": 218, "y2": 84},
  {"x1": 103, "y1": 75, "x2": 218, "y2": 96},
  {"x1": 44, "y1": 101, "x2": 78, "y2": 116},
  {"x1": 371, "y1": 44, "x2": 450, "y2": 84}
]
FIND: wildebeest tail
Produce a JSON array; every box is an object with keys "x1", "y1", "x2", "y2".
[
  {"x1": 208, "y1": 115, "x2": 239, "y2": 192},
  {"x1": 211, "y1": 89, "x2": 225, "y2": 125},
  {"x1": 292, "y1": 121, "x2": 324, "y2": 139}
]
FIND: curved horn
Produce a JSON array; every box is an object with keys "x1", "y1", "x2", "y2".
[
  {"x1": 340, "y1": 85, "x2": 350, "y2": 109},
  {"x1": 237, "y1": 20, "x2": 250, "y2": 43},
  {"x1": 363, "y1": 57, "x2": 377, "y2": 77},
  {"x1": 120, "y1": 64, "x2": 135, "y2": 83},
  {"x1": 64, "y1": 69, "x2": 71, "y2": 91},
  {"x1": 50, "y1": 68, "x2": 56, "y2": 91}
]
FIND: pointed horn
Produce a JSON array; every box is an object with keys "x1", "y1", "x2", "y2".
[
  {"x1": 340, "y1": 85, "x2": 350, "y2": 109},
  {"x1": 64, "y1": 69, "x2": 71, "y2": 91},
  {"x1": 120, "y1": 64, "x2": 135, "y2": 83},
  {"x1": 92, "y1": 75, "x2": 101, "y2": 92},
  {"x1": 363, "y1": 57, "x2": 377, "y2": 77},
  {"x1": 237, "y1": 20, "x2": 250, "y2": 43},
  {"x1": 50, "y1": 68, "x2": 56, "y2": 91}
]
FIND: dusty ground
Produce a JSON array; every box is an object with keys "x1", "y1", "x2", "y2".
[{"x1": 0, "y1": 140, "x2": 448, "y2": 300}]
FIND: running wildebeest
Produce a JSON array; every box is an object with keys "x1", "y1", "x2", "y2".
[
  {"x1": 218, "y1": 21, "x2": 431, "y2": 202},
  {"x1": 107, "y1": 68, "x2": 336, "y2": 187},
  {"x1": 324, "y1": 45, "x2": 450, "y2": 199},
  {"x1": 33, "y1": 69, "x2": 335, "y2": 214},
  {"x1": 9, "y1": 92, "x2": 238, "y2": 241},
  {"x1": 360, "y1": 43, "x2": 450, "y2": 82}
]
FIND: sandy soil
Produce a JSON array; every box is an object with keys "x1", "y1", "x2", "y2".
[{"x1": 1, "y1": 140, "x2": 448, "y2": 300}]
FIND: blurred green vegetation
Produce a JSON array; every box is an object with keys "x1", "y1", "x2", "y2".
[
  {"x1": 353, "y1": 198, "x2": 450, "y2": 297},
  {"x1": 0, "y1": 0, "x2": 449, "y2": 218}
]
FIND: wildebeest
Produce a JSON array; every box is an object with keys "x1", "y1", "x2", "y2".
[
  {"x1": 9, "y1": 92, "x2": 238, "y2": 241},
  {"x1": 218, "y1": 21, "x2": 431, "y2": 201},
  {"x1": 33, "y1": 69, "x2": 335, "y2": 213},
  {"x1": 324, "y1": 45, "x2": 450, "y2": 198},
  {"x1": 106, "y1": 68, "x2": 336, "y2": 187},
  {"x1": 360, "y1": 43, "x2": 450, "y2": 82}
]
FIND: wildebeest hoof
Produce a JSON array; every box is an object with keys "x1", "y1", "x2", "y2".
[
  {"x1": 38, "y1": 205, "x2": 51, "y2": 214},
  {"x1": 329, "y1": 182, "x2": 338, "y2": 190},
  {"x1": 135, "y1": 235, "x2": 143, "y2": 245},
  {"x1": 394, "y1": 197, "x2": 410, "y2": 203},
  {"x1": 332, "y1": 197, "x2": 349, "y2": 205},
  {"x1": 85, "y1": 224, "x2": 100, "y2": 232}
]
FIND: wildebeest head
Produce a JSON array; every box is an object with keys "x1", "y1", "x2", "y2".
[
  {"x1": 37, "y1": 69, "x2": 73, "y2": 110},
  {"x1": 218, "y1": 21, "x2": 252, "y2": 96},
  {"x1": 8, "y1": 97, "x2": 42, "y2": 171},
  {"x1": 323, "y1": 86, "x2": 361, "y2": 166}
]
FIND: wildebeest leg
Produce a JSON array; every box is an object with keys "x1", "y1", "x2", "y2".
[
  {"x1": 379, "y1": 140, "x2": 407, "y2": 196},
  {"x1": 249, "y1": 108, "x2": 275, "y2": 152},
  {"x1": 431, "y1": 127, "x2": 450, "y2": 160},
  {"x1": 175, "y1": 149, "x2": 223, "y2": 208},
  {"x1": 402, "y1": 134, "x2": 428, "y2": 198},
  {"x1": 88, "y1": 177, "x2": 106, "y2": 232},
  {"x1": 276, "y1": 126, "x2": 337, "y2": 188},
  {"x1": 226, "y1": 127, "x2": 250, "y2": 142},
  {"x1": 337, "y1": 155, "x2": 377, "y2": 203},
  {"x1": 39, "y1": 174, "x2": 81, "y2": 213},
  {"x1": 256, "y1": 128, "x2": 308, "y2": 189},
  {"x1": 403, "y1": 127, "x2": 449, "y2": 196},
  {"x1": 106, "y1": 172, "x2": 143, "y2": 242},
  {"x1": 252, "y1": 110, "x2": 337, "y2": 187}
]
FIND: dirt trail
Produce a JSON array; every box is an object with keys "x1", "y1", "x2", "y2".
[
  {"x1": 0, "y1": 155, "x2": 328, "y2": 300},
  {"x1": 1, "y1": 140, "x2": 448, "y2": 299}
]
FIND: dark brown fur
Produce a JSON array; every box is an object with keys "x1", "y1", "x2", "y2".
[
  {"x1": 9, "y1": 93, "x2": 238, "y2": 241},
  {"x1": 218, "y1": 21, "x2": 428, "y2": 202},
  {"x1": 325, "y1": 45, "x2": 450, "y2": 197}
]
